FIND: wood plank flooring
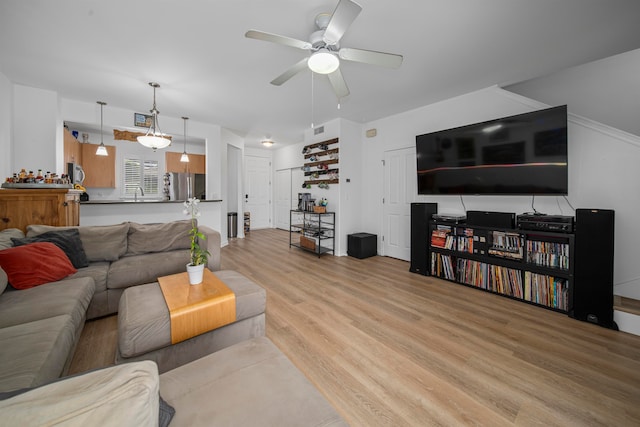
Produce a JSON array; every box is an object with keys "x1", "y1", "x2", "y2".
[{"x1": 70, "y1": 228, "x2": 640, "y2": 426}]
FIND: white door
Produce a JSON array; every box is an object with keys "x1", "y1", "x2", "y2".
[
  {"x1": 245, "y1": 156, "x2": 271, "y2": 229},
  {"x1": 383, "y1": 147, "x2": 416, "y2": 260},
  {"x1": 275, "y1": 169, "x2": 290, "y2": 230},
  {"x1": 291, "y1": 167, "x2": 304, "y2": 209}
]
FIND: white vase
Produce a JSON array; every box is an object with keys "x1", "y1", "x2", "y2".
[{"x1": 186, "y1": 263, "x2": 205, "y2": 285}]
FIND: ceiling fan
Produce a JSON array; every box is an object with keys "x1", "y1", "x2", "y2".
[{"x1": 245, "y1": 0, "x2": 403, "y2": 99}]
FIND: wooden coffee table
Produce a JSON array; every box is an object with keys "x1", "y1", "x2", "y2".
[{"x1": 158, "y1": 268, "x2": 236, "y2": 344}]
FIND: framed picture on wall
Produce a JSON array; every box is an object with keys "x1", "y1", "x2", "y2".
[{"x1": 134, "y1": 113, "x2": 153, "y2": 128}]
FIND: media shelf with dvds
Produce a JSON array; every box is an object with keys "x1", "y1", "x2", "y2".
[{"x1": 427, "y1": 220, "x2": 575, "y2": 313}]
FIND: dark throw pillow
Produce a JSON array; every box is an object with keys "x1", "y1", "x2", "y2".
[
  {"x1": 11, "y1": 229, "x2": 89, "y2": 268},
  {"x1": 0, "y1": 242, "x2": 77, "y2": 289},
  {"x1": 159, "y1": 395, "x2": 176, "y2": 427}
]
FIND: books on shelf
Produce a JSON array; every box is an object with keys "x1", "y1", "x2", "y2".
[
  {"x1": 456, "y1": 258, "x2": 488, "y2": 290},
  {"x1": 524, "y1": 272, "x2": 568, "y2": 311},
  {"x1": 488, "y1": 231, "x2": 523, "y2": 260},
  {"x1": 431, "y1": 225, "x2": 454, "y2": 249},
  {"x1": 431, "y1": 253, "x2": 455, "y2": 280},
  {"x1": 526, "y1": 240, "x2": 570, "y2": 270},
  {"x1": 457, "y1": 228, "x2": 474, "y2": 253}
]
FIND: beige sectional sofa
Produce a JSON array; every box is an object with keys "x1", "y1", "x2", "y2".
[
  {"x1": 0, "y1": 269, "x2": 95, "y2": 392},
  {"x1": 0, "y1": 222, "x2": 348, "y2": 425},
  {"x1": 25, "y1": 220, "x2": 221, "y2": 319}
]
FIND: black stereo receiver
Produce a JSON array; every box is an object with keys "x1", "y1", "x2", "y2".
[{"x1": 517, "y1": 214, "x2": 575, "y2": 233}]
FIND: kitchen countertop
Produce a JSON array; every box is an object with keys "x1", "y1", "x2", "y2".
[{"x1": 81, "y1": 199, "x2": 222, "y2": 205}]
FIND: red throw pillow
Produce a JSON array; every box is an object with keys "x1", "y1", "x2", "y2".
[{"x1": 0, "y1": 242, "x2": 77, "y2": 289}]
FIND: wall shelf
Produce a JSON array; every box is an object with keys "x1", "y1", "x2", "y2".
[{"x1": 302, "y1": 138, "x2": 339, "y2": 187}]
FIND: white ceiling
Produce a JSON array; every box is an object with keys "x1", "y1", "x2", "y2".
[{"x1": 1, "y1": 0, "x2": 640, "y2": 148}]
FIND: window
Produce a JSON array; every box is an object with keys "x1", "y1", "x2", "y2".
[{"x1": 123, "y1": 157, "x2": 159, "y2": 196}]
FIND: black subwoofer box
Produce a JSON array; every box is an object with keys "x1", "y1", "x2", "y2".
[
  {"x1": 467, "y1": 210, "x2": 515, "y2": 229},
  {"x1": 348, "y1": 233, "x2": 377, "y2": 259},
  {"x1": 570, "y1": 208, "x2": 616, "y2": 329},
  {"x1": 410, "y1": 202, "x2": 438, "y2": 275}
]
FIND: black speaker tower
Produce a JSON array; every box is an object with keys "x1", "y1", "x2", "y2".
[
  {"x1": 570, "y1": 208, "x2": 616, "y2": 329},
  {"x1": 410, "y1": 203, "x2": 438, "y2": 275}
]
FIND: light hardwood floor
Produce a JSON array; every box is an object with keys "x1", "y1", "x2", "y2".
[{"x1": 70, "y1": 229, "x2": 640, "y2": 426}]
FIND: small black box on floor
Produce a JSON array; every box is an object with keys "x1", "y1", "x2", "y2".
[{"x1": 348, "y1": 233, "x2": 377, "y2": 259}]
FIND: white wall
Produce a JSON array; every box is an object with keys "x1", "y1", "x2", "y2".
[
  {"x1": 223, "y1": 128, "x2": 244, "y2": 241},
  {"x1": 12, "y1": 84, "x2": 59, "y2": 174},
  {"x1": 506, "y1": 48, "x2": 640, "y2": 137},
  {"x1": 0, "y1": 72, "x2": 11, "y2": 181},
  {"x1": 337, "y1": 119, "x2": 363, "y2": 256},
  {"x1": 361, "y1": 85, "x2": 640, "y2": 304},
  {"x1": 273, "y1": 118, "x2": 363, "y2": 256}
]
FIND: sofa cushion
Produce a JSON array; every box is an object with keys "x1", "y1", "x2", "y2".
[
  {"x1": 0, "y1": 360, "x2": 160, "y2": 426},
  {"x1": 0, "y1": 228, "x2": 24, "y2": 250},
  {"x1": 107, "y1": 250, "x2": 189, "y2": 290},
  {"x1": 0, "y1": 277, "x2": 94, "y2": 329},
  {"x1": 126, "y1": 220, "x2": 192, "y2": 256},
  {"x1": 66, "y1": 261, "x2": 109, "y2": 294},
  {"x1": 0, "y1": 267, "x2": 6, "y2": 295},
  {"x1": 11, "y1": 228, "x2": 89, "y2": 268},
  {"x1": 0, "y1": 242, "x2": 77, "y2": 290},
  {"x1": 27, "y1": 223, "x2": 129, "y2": 262},
  {"x1": 0, "y1": 315, "x2": 77, "y2": 392}
]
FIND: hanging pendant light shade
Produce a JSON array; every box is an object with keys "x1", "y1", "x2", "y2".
[
  {"x1": 96, "y1": 101, "x2": 108, "y2": 156},
  {"x1": 137, "y1": 82, "x2": 171, "y2": 150},
  {"x1": 180, "y1": 116, "x2": 189, "y2": 162}
]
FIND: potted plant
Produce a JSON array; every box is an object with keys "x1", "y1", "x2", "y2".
[{"x1": 183, "y1": 197, "x2": 210, "y2": 284}]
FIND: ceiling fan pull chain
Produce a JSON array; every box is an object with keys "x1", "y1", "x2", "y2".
[{"x1": 310, "y1": 71, "x2": 315, "y2": 128}]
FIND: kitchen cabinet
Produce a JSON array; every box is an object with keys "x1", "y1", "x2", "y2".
[
  {"x1": 166, "y1": 152, "x2": 206, "y2": 174},
  {"x1": 63, "y1": 128, "x2": 82, "y2": 165},
  {"x1": 81, "y1": 143, "x2": 116, "y2": 188},
  {"x1": 0, "y1": 189, "x2": 81, "y2": 233}
]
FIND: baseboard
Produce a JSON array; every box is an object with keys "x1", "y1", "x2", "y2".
[{"x1": 614, "y1": 296, "x2": 640, "y2": 316}]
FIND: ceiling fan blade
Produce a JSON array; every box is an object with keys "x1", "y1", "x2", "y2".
[
  {"x1": 327, "y1": 68, "x2": 350, "y2": 99},
  {"x1": 323, "y1": 0, "x2": 363, "y2": 45},
  {"x1": 245, "y1": 30, "x2": 312, "y2": 50},
  {"x1": 270, "y1": 58, "x2": 309, "y2": 86},
  {"x1": 338, "y1": 47, "x2": 403, "y2": 68}
]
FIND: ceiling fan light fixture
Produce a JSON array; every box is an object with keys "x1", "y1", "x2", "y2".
[
  {"x1": 261, "y1": 139, "x2": 274, "y2": 147},
  {"x1": 308, "y1": 49, "x2": 339, "y2": 74}
]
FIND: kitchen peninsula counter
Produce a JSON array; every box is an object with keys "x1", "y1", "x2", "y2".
[
  {"x1": 80, "y1": 199, "x2": 224, "y2": 237},
  {"x1": 81, "y1": 199, "x2": 222, "y2": 205}
]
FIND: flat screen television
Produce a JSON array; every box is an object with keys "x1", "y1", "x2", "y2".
[{"x1": 416, "y1": 105, "x2": 568, "y2": 195}]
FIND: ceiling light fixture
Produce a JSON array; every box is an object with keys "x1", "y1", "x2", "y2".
[
  {"x1": 261, "y1": 139, "x2": 274, "y2": 147},
  {"x1": 307, "y1": 48, "x2": 339, "y2": 74},
  {"x1": 482, "y1": 124, "x2": 503, "y2": 133},
  {"x1": 137, "y1": 82, "x2": 171, "y2": 151},
  {"x1": 96, "y1": 101, "x2": 108, "y2": 156},
  {"x1": 180, "y1": 116, "x2": 190, "y2": 162}
]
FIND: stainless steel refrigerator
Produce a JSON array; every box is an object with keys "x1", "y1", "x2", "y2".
[{"x1": 169, "y1": 173, "x2": 206, "y2": 201}]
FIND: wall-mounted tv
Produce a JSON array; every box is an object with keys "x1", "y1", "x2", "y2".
[{"x1": 416, "y1": 105, "x2": 568, "y2": 195}]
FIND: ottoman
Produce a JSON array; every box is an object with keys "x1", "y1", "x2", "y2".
[{"x1": 116, "y1": 270, "x2": 266, "y2": 373}]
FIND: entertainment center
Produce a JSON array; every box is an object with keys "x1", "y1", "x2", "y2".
[
  {"x1": 410, "y1": 106, "x2": 616, "y2": 329},
  {"x1": 410, "y1": 206, "x2": 615, "y2": 329}
]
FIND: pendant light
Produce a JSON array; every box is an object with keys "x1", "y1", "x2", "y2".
[
  {"x1": 137, "y1": 82, "x2": 171, "y2": 150},
  {"x1": 180, "y1": 116, "x2": 189, "y2": 162},
  {"x1": 96, "y1": 101, "x2": 108, "y2": 156}
]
